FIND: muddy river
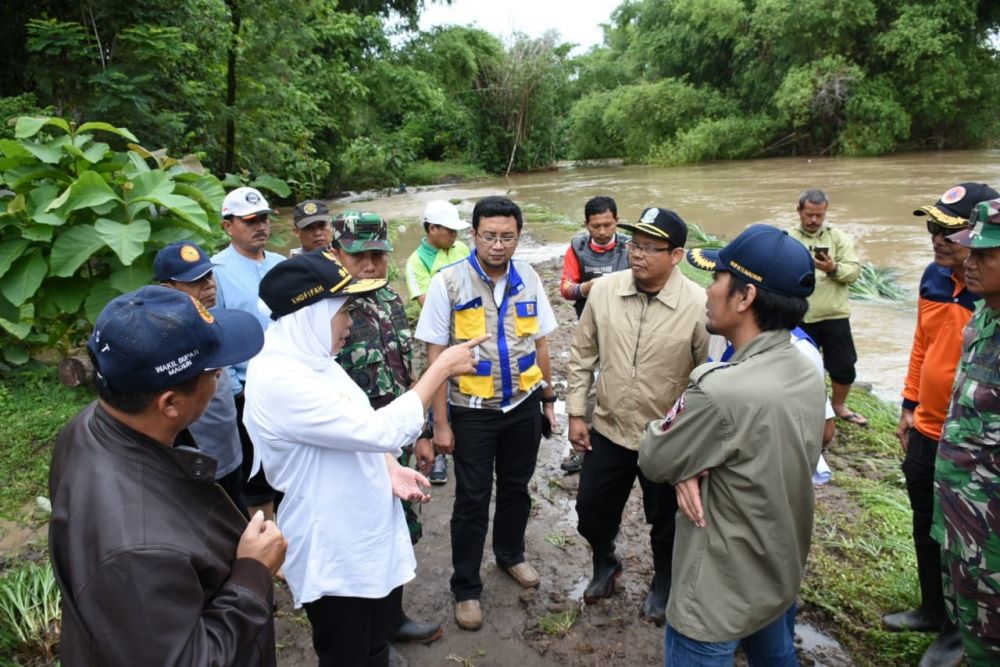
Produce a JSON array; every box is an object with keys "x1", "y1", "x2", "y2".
[{"x1": 278, "y1": 149, "x2": 1000, "y2": 402}]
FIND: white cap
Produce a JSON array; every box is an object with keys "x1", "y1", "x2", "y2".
[
  {"x1": 221, "y1": 187, "x2": 273, "y2": 218},
  {"x1": 423, "y1": 200, "x2": 469, "y2": 231}
]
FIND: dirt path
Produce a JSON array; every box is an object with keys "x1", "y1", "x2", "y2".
[{"x1": 272, "y1": 257, "x2": 856, "y2": 666}]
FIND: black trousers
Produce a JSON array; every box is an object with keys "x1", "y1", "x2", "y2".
[
  {"x1": 303, "y1": 593, "x2": 391, "y2": 667},
  {"x1": 798, "y1": 318, "x2": 858, "y2": 385},
  {"x1": 576, "y1": 429, "x2": 678, "y2": 576},
  {"x1": 902, "y1": 427, "x2": 945, "y2": 616},
  {"x1": 449, "y1": 393, "x2": 542, "y2": 601},
  {"x1": 216, "y1": 465, "x2": 248, "y2": 518},
  {"x1": 234, "y1": 392, "x2": 279, "y2": 508}
]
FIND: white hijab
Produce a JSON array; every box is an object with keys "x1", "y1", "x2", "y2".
[{"x1": 264, "y1": 296, "x2": 347, "y2": 367}]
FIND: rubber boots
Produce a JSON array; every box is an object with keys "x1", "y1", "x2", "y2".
[
  {"x1": 583, "y1": 546, "x2": 622, "y2": 603},
  {"x1": 641, "y1": 571, "x2": 669, "y2": 626}
]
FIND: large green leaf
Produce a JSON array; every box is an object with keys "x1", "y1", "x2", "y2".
[
  {"x1": 0, "y1": 293, "x2": 18, "y2": 321},
  {"x1": 5, "y1": 164, "x2": 72, "y2": 189},
  {"x1": 21, "y1": 225, "x2": 54, "y2": 242},
  {"x1": 0, "y1": 249, "x2": 47, "y2": 306},
  {"x1": 27, "y1": 185, "x2": 64, "y2": 226},
  {"x1": 0, "y1": 140, "x2": 31, "y2": 158},
  {"x1": 109, "y1": 256, "x2": 154, "y2": 293},
  {"x1": 149, "y1": 225, "x2": 196, "y2": 244},
  {"x1": 128, "y1": 171, "x2": 173, "y2": 202},
  {"x1": 250, "y1": 175, "x2": 291, "y2": 198},
  {"x1": 134, "y1": 193, "x2": 209, "y2": 231},
  {"x1": 2, "y1": 345, "x2": 29, "y2": 364},
  {"x1": 22, "y1": 142, "x2": 62, "y2": 164},
  {"x1": 95, "y1": 218, "x2": 150, "y2": 265},
  {"x1": 14, "y1": 117, "x2": 71, "y2": 139},
  {"x1": 47, "y1": 171, "x2": 122, "y2": 214},
  {"x1": 124, "y1": 151, "x2": 151, "y2": 177},
  {"x1": 0, "y1": 317, "x2": 31, "y2": 340},
  {"x1": 76, "y1": 122, "x2": 138, "y2": 142},
  {"x1": 49, "y1": 225, "x2": 105, "y2": 277},
  {"x1": 0, "y1": 239, "x2": 30, "y2": 279},
  {"x1": 84, "y1": 281, "x2": 120, "y2": 324},
  {"x1": 46, "y1": 277, "x2": 91, "y2": 313}
]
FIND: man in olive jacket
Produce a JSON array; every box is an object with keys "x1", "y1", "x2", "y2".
[
  {"x1": 49, "y1": 287, "x2": 287, "y2": 666},
  {"x1": 640, "y1": 225, "x2": 825, "y2": 663}
]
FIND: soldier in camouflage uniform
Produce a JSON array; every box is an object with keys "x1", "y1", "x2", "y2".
[
  {"x1": 934, "y1": 198, "x2": 1000, "y2": 666},
  {"x1": 331, "y1": 211, "x2": 443, "y2": 645}
]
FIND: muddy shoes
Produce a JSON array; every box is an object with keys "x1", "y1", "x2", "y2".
[
  {"x1": 505, "y1": 561, "x2": 540, "y2": 588},
  {"x1": 882, "y1": 609, "x2": 945, "y2": 633},
  {"x1": 429, "y1": 454, "x2": 448, "y2": 485},
  {"x1": 918, "y1": 624, "x2": 964, "y2": 667},
  {"x1": 560, "y1": 452, "x2": 585, "y2": 474},
  {"x1": 455, "y1": 600, "x2": 482, "y2": 631},
  {"x1": 583, "y1": 550, "x2": 622, "y2": 603},
  {"x1": 641, "y1": 571, "x2": 670, "y2": 626},
  {"x1": 389, "y1": 614, "x2": 443, "y2": 644}
]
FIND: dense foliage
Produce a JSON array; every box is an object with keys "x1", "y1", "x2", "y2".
[
  {"x1": 568, "y1": 0, "x2": 1000, "y2": 163},
  {"x1": 2, "y1": 0, "x2": 999, "y2": 188}
]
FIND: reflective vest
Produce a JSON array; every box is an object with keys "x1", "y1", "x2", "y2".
[
  {"x1": 439, "y1": 254, "x2": 544, "y2": 409},
  {"x1": 570, "y1": 232, "x2": 630, "y2": 317}
]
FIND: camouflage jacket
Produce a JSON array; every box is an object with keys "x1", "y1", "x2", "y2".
[
  {"x1": 337, "y1": 287, "x2": 413, "y2": 410},
  {"x1": 933, "y1": 304, "x2": 1000, "y2": 558}
]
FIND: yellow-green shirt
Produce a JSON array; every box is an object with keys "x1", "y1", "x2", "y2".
[{"x1": 788, "y1": 224, "x2": 860, "y2": 323}]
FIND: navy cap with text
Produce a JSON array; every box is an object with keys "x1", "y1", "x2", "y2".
[
  {"x1": 686, "y1": 224, "x2": 815, "y2": 297},
  {"x1": 153, "y1": 242, "x2": 218, "y2": 283},
  {"x1": 259, "y1": 249, "x2": 386, "y2": 319}
]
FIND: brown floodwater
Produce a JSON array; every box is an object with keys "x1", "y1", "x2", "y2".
[{"x1": 272, "y1": 149, "x2": 1000, "y2": 401}]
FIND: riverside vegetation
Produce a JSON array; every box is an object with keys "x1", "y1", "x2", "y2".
[{"x1": 2, "y1": 0, "x2": 999, "y2": 198}]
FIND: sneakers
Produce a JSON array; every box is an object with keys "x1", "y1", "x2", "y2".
[
  {"x1": 455, "y1": 600, "x2": 482, "y2": 631},
  {"x1": 560, "y1": 452, "x2": 584, "y2": 474},
  {"x1": 505, "y1": 562, "x2": 540, "y2": 588},
  {"x1": 429, "y1": 454, "x2": 448, "y2": 485}
]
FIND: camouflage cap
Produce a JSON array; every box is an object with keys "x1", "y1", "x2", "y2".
[
  {"x1": 333, "y1": 211, "x2": 394, "y2": 254},
  {"x1": 948, "y1": 199, "x2": 1000, "y2": 249}
]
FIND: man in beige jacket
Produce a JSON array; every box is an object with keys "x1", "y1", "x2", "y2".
[{"x1": 566, "y1": 207, "x2": 709, "y2": 625}]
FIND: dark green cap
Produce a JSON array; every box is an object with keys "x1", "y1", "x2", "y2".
[
  {"x1": 333, "y1": 211, "x2": 393, "y2": 254},
  {"x1": 949, "y1": 199, "x2": 1000, "y2": 249}
]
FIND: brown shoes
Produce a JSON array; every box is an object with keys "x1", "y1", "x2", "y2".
[
  {"x1": 505, "y1": 562, "x2": 540, "y2": 588},
  {"x1": 455, "y1": 600, "x2": 483, "y2": 631}
]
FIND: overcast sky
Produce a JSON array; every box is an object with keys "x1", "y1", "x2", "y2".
[{"x1": 418, "y1": 0, "x2": 623, "y2": 52}]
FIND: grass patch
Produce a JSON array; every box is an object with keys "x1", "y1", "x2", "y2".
[
  {"x1": 849, "y1": 264, "x2": 907, "y2": 302},
  {"x1": 521, "y1": 203, "x2": 574, "y2": 225},
  {"x1": 801, "y1": 387, "x2": 934, "y2": 665},
  {"x1": 539, "y1": 609, "x2": 579, "y2": 637},
  {"x1": 0, "y1": 561, "x2": 60, "y2": 665},
  {"x1": 0, "y1": 363, "x2": 93, "y2": 517},
  {"x1": 403, "y1": 160, "x2": 488, "y2": 186}
]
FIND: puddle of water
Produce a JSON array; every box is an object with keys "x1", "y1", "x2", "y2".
[
  {"x1": 796, "y1": 622, "x2": 846, "y2": 655},
  {"x1": 568, "y1": 576, "x2": 590, "y2": 601}
]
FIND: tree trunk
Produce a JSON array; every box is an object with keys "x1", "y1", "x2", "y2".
[
  {"x1": 224, "y1": 0, "x2": 240, "y2": 174},
  {"x1": 58, "y1": 355, "x2": 93, "y2": 388}
]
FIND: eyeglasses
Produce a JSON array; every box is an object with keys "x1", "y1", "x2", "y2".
[
  {"x1": 477, "y1": 232, "x2": 518, "y2": 247},
  {"x1": 625, "y1": 240, "x2": 672, "y2": 255},
  {"x1": 927, "y1": 220, "x2": 960, "y2": 237},
  {"x1": 238, "y1": 214, "x2": 270, "y2": 226}
]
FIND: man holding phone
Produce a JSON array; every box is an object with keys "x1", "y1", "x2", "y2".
[{"x1": 789, "y1": 189, "x2": 866, "y2": 426}]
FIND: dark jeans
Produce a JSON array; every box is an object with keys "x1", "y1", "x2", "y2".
[
  {"x1": 234, "y1": 392, "x2": 279, "y2": 508},
  {"x1": 665, "y1": 603, "x2": 798, "y2": 666},
  {"x1": 449, "y1": 393, "x2": 542, "y2": 601},
  {"x1": 303, "y1": 593, "x2": 391, "y2": 667},
  {"x1": 902, "y1": 427, "x2": 945, "y2": 616},
  {"x1": 576, "y1": 429, "x2": 678, "y2": 575}
]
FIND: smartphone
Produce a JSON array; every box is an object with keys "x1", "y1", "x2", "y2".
[{"x1": 814, "y1": 246, "x2": 829, "y2": 258}]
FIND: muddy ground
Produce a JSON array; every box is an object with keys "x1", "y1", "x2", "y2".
[{"x1": 271, "y1": 258, "x2": 856, "y2": 666}]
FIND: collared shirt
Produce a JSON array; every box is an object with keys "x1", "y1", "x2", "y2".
[
  {"x1": 639, "y1": 330, "x2": 826, "y2": 642},
  {"x1": 415, "y1": 253, "x2": 557, "y2": 412},
  {"x1": 788, "y1": 224, "x2": 861, "y2": 322},
  {"x1": 565, "y1": 268, "x2": 709, "y2": 450},
  {"x1": 902, "y1": 263, "x2": 979, "y2": 440},
  {"x1": 405, "y1": 239, "x2": 471, "y2": 301},
  {"x1": 187, "y1": 370, "x2": 242, "y2": 479},
  {"x1": 212, "y1": 244, "x2": 284, "y2": 391}
]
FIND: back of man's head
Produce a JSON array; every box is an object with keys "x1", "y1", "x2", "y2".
[{"x1": 88, "y1": 286, "x2": 263, "y2": 416}]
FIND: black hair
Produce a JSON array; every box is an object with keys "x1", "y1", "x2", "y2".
[
  {"x1": 584, "y1": 196, "x2": 617, "y2": 223},
  {"x1": 726, "y1": 274, "x2": 809, "y2": 331},
  {"x1": 472, "y1": 196, "x2": 523, "y2": 231},
  {"x1": 423, "y1": 221, "x2": 431, "y2": 233},
  {"x1": 797, "y1": 189, "x2": 828, "y2": 210},
  {"x1": 94, "y1": 364, "x2": 205, "y2": 415}
]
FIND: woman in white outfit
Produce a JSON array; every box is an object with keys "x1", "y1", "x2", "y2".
[{"x1": 243, "y1": 251, "x2": 485, "y2": 667}]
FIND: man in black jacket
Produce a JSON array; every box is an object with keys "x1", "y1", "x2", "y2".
[{"x1": 49, "y1": 286, "x2": 287, "y2": 666}]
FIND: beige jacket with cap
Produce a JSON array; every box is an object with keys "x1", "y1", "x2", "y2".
[{"x1": 565, "y1": 268, "x2": 709, "y2": 450}]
